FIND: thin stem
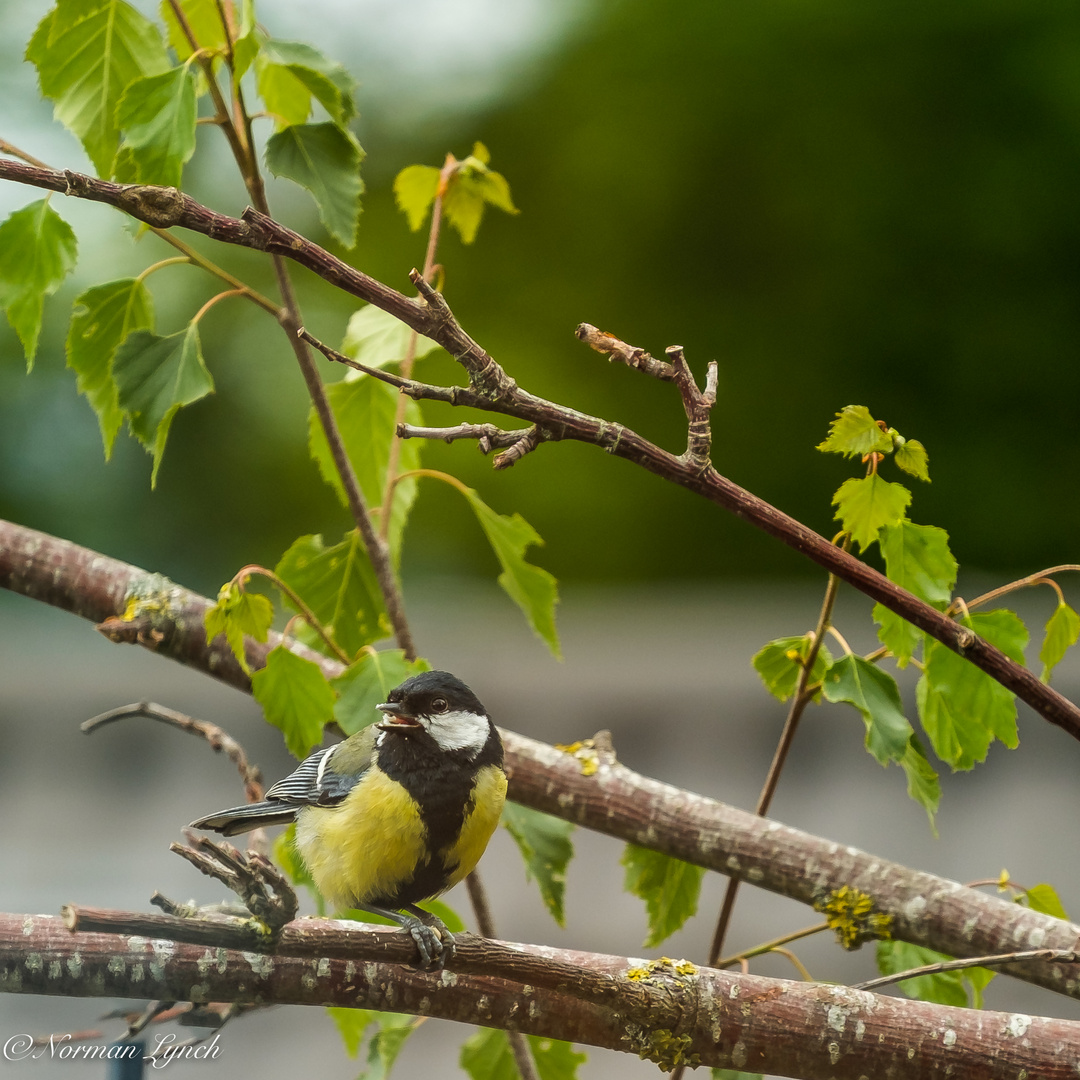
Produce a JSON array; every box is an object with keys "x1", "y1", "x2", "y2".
[
  {"x1": 964, "y1": 565, "x2": 1080, "y2": 613},
  {"x1": 717, "y1": 922, "x2": 830, "y2": 967},
  {"x1": 706, "y1": 540, "x2": 848, "y2": 968},
  {"x1": 853, "y1": 948, "x2": 1079, "y2": 993},
  {"x1": 191, "y1": 288, "x2": 245, "y2": 325},
  {"x1": 827, "y1": 625, "x2": 854, "y2": 656},
  {"x1": 136, "y1": 255, "x2": 192, "y2": 281},
  {"x1": 378, "y1": 154, "x2": 453, "y2": 540},
  {"x1": 770, "y1": 947, "x2": 814, "y2": 982}
]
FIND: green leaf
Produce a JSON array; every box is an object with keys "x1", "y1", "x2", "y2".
[
  {"x1": 1023, "y1": 883, "x2": 1069, "y2": 921},
  {"x1": 273, "y1": 823, "x2": 324, "y2": 912},
  {"x1": 341, "y1": 304, "x2": 442, "y2": 370},
  {"x1": 873, "y1": 521, "x2": 957, "y2": 667},
  {"x1": 460, "y1": 487, "x2": 560, "y2": 657},
  {"x1": 112, "y1": 323, "x2": 214, "y2": 486},
  {"x1": 203, "y1": 581, "x2": 273, "y2": 675},
  {"x1": 257, "y1": 39, "x2": 357, "y2": 126},
  {"x1": 916, "y1": 610, "x2": 1027, "y2": 770},
  {"x1": 894, "y1": 438, "x2": 930, "y2": 482},
  {"x1": 66, "y1": 278, "x2": 154, "y2": 456},
  {"x1": 751, "y1": 635, "x2": 834, "y2": 702},
  {"x1": 1040, "y1": 602, "x2": 1080, "y2": 683},
  {"x1": 460, "y1": 1027, "x2": 516, "y2": 1080},
  {"x1": 265, "y1": 122, "x2": 365, "y2": 247},
  {"x1": 622, "y1": 844, "x2": 705, "y2": 948},
  {"x1": 232, "y1": 0, "x2": 259, "y2": 78},
  {"x1": 899, "y1": 735, "x2": 941, "y2": 833},
  {"x1": 358, "y1": 1014, "x2": 414, "y2": 1080},
  {"x1": 964, "y1": 964, "x2": 996, "y2": 1010},
  {"x1": 875, "y1": 941, "x2": 967, "y2": 1007},
  {"x1": 27, "y1": 0, "x2": 170, "y2": 176},
  {"x1": 331, "y1": 649, "x2": 431, "y2": 736},
  {"x1": 822, "y1": 655, "x2": 913, "y2": 765},
  {"x1": 307, "y1": 376, "x2": 421, "y2": 560},
  {"x1": 528, "y1": 1037, "x2": 587, "y2": 1080},
  {"x1": 340, "y1": 898, "x2": 464, "y2": 933},
  {"x1": 817, "y1": 405, "x2": 892, "y2": 458},
  {"x1": 393, "y1": 164, "x2": 440, "y2": 232},
  {"x1": 160, "y1": 0, "x2": 227, "y2": 60},
  {"x1": 832, "y1": 474, "x2": 911, "y2": 552},
  {"x1": 115, "y1": 66, "x2": 197, "y2": 187},
  {"x1": 327, "y1": 1007, "x2": 374, "y2": 1058},
  {"x1": 275, "y1": 532, "x2": 388, "y2": 660},
  {"x1": 251, "y1": 645, "x2": 336, "y2": 759},
  {"x1": 442, "y1": 156, "x2": 520, "y2": 245},
  {"x1": 502, "y1": 803, "x2": 574, "y2": 927},
  {"x1": 0, "y1": 200, "x2": 78, "y2": 368}
]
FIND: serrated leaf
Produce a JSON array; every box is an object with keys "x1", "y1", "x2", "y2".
[
  {"x1": 502, "y1": 803, "x2": 574, "y2": 927},
  {"x1": 307, "y1": 376, "x2": 421, "y2": 560},
  {"x1": 116, "y1": 65, "x2": 197, "y2": 187},
  {"x1": 528, "y1": 1037, "x2": 587, "y2": 1080},
  {"x1": 900, "y1": 735, "x2": 941, "y2": 834},
  {"x1": 460, "y1": 1027, "x2": 516, "y2": 1080},
  {"x1": 894, "y1": 438, "x2": 930, "y2": 482},
  {"x1": 393, "y1": 164, "x2": 440, "y2": 231},
  {"x1": 341, "y1": 304, "x2": 442, "y2": 370},
  {"x1": 160, "y1": 0, "x2": 227, "y2": 60},
  {"x1": 817, "y1": 405, "x2": 892, "y2": 458},
  {"x1": 916, "y1": 610, "x2": 1027, "y2": 770},
  {"x1": 358, "y1": 1014, "x2": 414, "y2": 1080},
  {"x1": 461, "y1": 487, "x2": 560, "y2": 657},
  {"x1": 875, "y1": 941, "x2": 967, "y2": 1007},
  {"x1": 27, "y1": 0, "x2": 170, "y2": 176},
  {"x1": 1024, "y1": 883, "x2": 1070, "y2": 921},
  {"x1": 622, "y1": 843, "x2": 705, "y2": 948},
  {"x1": 832, "y1": 474, "x2": 911, "y2": 552},
  {"x1": 873, "y1": 521, "x2": 957, "y2": 667},
  {"x1": 443, "y1": 163, "x2": 519, "y2": 245},
  {"x1": 66, "y1": 278, "x2": 154, "y2": 456},
  {"x1": 251, "y1": 644, "x2": 336, "y2": 759},
  {"x1": 257, "y1": 39, "x2": 356, "y2": 126},
  {"x1": 265, "y1": 122, "x2": 365, "y2": 246},
  {"x1": 0, "y1": 200, "x2": 78, "y2": 368},
  {"x1": 232, "y1": 0, "x2": 259, "y2": 78},
  {"x1": 275, "y1": 532, "x2": 388, "y2": 660},
  {"x1": 113, "y1": 323, "x2": 214, "y2": 486},
  {"x1": 1040, "y1": 602, "x2": 1080, "y2": 683},
  {"x1": 822, "y1": 655, "x2": 912, "y2": 765},
  {"x1": 751, "y1": 635, "x2": 834, "y2": 702},
  {"x1": 331, "y1": 649, "x2": 431, "y2": 736},
  {"x1": 203, "y1": 581, "x2": 273, "y2": 675},
  {"x1": 326, "y1": 1007, "x2": 375, "y2": 1058}
]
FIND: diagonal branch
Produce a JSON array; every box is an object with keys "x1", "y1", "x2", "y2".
[
  {"x1": 3, "y1": 519, "x2": 1080, "y2": 1004},
  {"x1": 3, "y1": 158, "x2": 1057, "y2": 736}
]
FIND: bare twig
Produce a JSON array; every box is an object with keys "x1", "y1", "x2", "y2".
[
  {"x1": 396, "y1": 421, "x2": 535, "y2": 451},
  {"x1": 575, "y1": 323, "x2": 676, "y2": 381},
  {"x1": 853, "y1": 948, "x2": 1080, "y2": 992},
  {"x1": 82, "y1": 701, "x2": 264, "y2": 804}
]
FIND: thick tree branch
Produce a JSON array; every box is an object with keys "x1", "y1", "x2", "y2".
[
  {"x1": 1, "y1": 158, "x2": 1077, "y2": 745},
  {"x1": 3, "y1": 520, "x2": 1080, "y2": 1005},
  {"x1": 5, "y1": 913, "x2": 1080, "y2": 1079}
]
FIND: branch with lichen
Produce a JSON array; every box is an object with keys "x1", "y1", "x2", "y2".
[{"x1": 2, "y1": 518, "x2": 1080, "y2": 1006}]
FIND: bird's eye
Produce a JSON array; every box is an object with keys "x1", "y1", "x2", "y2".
[{"x1": 431, "y1": 697, "x2": 448, "y2": 713}]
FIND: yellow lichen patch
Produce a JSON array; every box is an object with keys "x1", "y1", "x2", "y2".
[
  {"x1": 554, "y1": 739, "x2": 602, "y2": 776},
  {"x1": 815, "y1": 885, "x2": 893, "y2": 950},
  {"x1": 625, "y1": 966, "x2": 649, "y2": 981}
]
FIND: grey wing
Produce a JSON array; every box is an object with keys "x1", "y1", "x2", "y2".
[{"x1": 265, "y1": 730, "x2": 374, "y2": 807}]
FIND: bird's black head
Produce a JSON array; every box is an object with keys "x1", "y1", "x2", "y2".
[{"x1": 376, "y1": 670, "x2": 492, "y2": 754}]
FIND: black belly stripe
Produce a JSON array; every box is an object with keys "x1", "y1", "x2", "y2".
[{"x1": 373, "y1": 724, "x2": 503, "y2": 907}]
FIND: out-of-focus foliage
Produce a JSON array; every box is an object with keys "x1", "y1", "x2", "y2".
[{"x1": 3, "y1": 0, "x2": 1079, "y2": 591}]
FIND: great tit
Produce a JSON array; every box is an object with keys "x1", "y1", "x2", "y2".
[{"x1": 190, "y1": 670, "x2": 506, "y2": 968}]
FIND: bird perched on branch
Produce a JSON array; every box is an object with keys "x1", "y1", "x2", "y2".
[{"x1": 190, "y1": 670, "x2": 506, "y2": 968}]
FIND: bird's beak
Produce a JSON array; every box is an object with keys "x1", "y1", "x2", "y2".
[{"x1": 376, "y1": 701, "x2": 422, "y2": 729}]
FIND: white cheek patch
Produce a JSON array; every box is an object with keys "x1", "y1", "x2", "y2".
[{"x1": 426, "y1": 710, "x2": 489, "y2": 754}]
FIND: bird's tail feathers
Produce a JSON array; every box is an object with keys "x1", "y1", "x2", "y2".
[{"x1": 189, "y1": 801, "x2": 297, "y2": 837}]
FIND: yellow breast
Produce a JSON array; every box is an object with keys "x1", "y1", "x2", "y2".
[
  {"x1": 293, "y1": 769, "x2": 426, "y2": 913},
  {"x1": 442, "y1": 764, "x2": 508, "y2": 890}
]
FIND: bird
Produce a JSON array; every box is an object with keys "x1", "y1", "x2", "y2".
[{"x1": 189, "y1": 670, "x2": 506, "y2": 968}]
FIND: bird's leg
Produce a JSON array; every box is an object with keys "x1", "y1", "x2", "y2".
[{"x1": 358, "y1": 904, "x2": 454, "y2": 970}]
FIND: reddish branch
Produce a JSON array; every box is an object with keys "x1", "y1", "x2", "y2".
[
  {"x1": 4, "y1": 912, "x2": 1079, "y2": 1079},
  {"x1": 3, "y1": 518, "x2": 1079, "y2": 1004},
  {"x1": 0, "y1": 158, "x2": 1075, "y2": 743}
]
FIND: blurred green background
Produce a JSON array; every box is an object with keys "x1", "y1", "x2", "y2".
[{"x1": 2, "y1": 0, "x2": 1078, "y2": 599}]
